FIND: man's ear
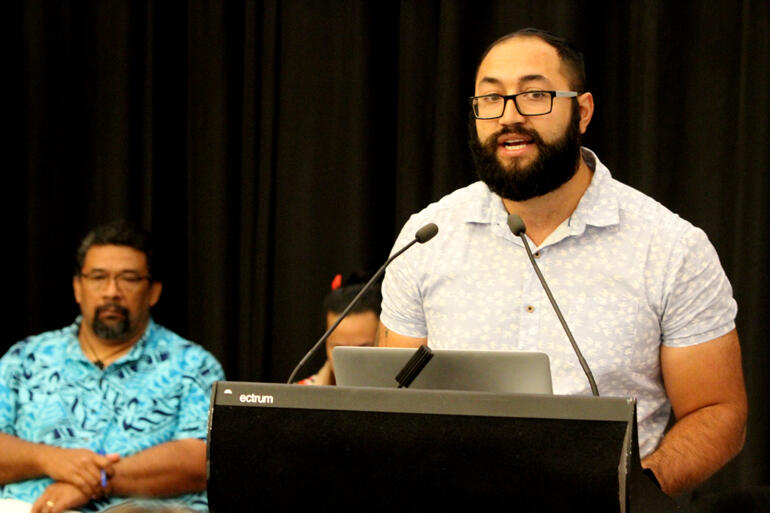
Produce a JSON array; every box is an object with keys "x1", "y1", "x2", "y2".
[
  {"x1": 73, "y1": 276, "x2": 83, "y2": 305},
  {"x1": 577, "y1": 92, "x2": 594, "y2": 134},
  {"x1": 148, "y1": 281, "x2": 162, "y2": 307}
]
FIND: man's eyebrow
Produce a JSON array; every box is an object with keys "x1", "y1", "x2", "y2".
[
  {"x1": 477, "y1": 76, "x2": 504, "y2": 88},
  {"x1": 477, "y1": 74, "x2": 553, "y2": 89},
  {"x1": 518, "y1": 74, "x2": 551, "y2": 86},
  {"x1": 82, "y1": 267, "x2": 143, "y2": 274}
]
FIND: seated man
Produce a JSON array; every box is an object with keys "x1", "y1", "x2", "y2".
[
  {"x1": 298, "y1": 272, "x2": 381, "y2": 386},
  {"x1": 0, "y1": 221, "x2": 225, "y2": 513}
]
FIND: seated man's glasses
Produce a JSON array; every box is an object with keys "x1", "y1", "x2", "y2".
[
  {"x1": 80, "y1": 271, "x2": 151, "y2": 292},
  {"x1": 470, "y1": 90, "x2": 579, "y2": 119}
]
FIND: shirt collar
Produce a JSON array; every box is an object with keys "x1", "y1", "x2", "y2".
[
  {"x1": 566, "y1": 148, "x2": 620, "y2": 232},
  {"x1": 463, "y1": 147, "x2": 620, "y2": 233},
  {"x1": 462, "y1": 183, "x2": 506, "y2": 225},
  {"x1": 65, "y1": 316, "x2": 156, "y2": 367}
]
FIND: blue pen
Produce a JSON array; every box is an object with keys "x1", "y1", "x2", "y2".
[{"x1": 97, "y1": 449, "x2": 108, "y2": 488}]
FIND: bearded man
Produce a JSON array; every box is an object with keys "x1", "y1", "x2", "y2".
[
  {"x1": 0, "y1": 221, "x2": 224, "y2": 513},
  {"x1": 378, "y1": 28, "x2": 747, "y2": 496}
]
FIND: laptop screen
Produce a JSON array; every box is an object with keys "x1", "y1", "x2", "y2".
[{"x1": 333, "y1": 346, "x2": 553, "y2": 394}]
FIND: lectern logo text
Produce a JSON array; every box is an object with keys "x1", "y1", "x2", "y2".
[{"x1": 239, "y1": 393, "x2": 274, "y2": 404}]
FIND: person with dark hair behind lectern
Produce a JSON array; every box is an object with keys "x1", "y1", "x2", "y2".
[
  {"x1": 377, "y1": 27, "x2": 747, "y2": 499},
  {"x1": 298, "y1": 271, "x2": 381, "y2": 386}
]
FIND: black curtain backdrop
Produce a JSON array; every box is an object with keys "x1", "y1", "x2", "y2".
[{"x1": 9, "y1": 0, "x2": 769, "y2": 500}]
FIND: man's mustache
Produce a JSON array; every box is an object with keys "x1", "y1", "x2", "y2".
[
  {"x1": 95, "y1": 303, "x2": 129, "y2": 318},
  {"x1": 486, "y1": 125, "x2": 544, "y2": 147}
]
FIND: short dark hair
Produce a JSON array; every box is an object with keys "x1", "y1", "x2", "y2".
[
  {"x1": 75, "y1": 220, "x2": 157, "y2": 280},
  {"x1": 478, "y1": 28, "x2": 586, "y2": 92},
  {"x1": 322, "y1": 271, "x2": 382, "y2": 317}
]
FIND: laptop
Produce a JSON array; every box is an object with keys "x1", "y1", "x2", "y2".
[{"x1": 333, "y1": 346, "x2": 553, "y2": 394}]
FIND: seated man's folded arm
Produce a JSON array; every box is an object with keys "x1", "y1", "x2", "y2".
[
  {"x1": 109, "y1": 438, "x2": 207, "y2": 497},
  {"x1": 0, "y1": 433, "x2": 115, "y2": 499},
  {"x1": 0, "y1": 432, "x2": 49, "y2": 483}
]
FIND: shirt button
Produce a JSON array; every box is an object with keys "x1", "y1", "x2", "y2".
[
  {"x1": 526, "y1": 305, "x2": 535, "y2": 313},
  {"x1": 534, "y1": 251, "x2": 541, "y2": 258}
]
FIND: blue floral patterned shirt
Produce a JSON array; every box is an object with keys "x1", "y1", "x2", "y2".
[
  {"x1": 0, "y1": 317, "x2": 224, "y2": 511},
  {"x1": 381, "y1": 148, "x2": 737, "y2": 457}
]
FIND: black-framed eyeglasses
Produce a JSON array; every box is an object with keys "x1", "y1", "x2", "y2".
[
  {"x1": 469, "y1": 90, "x2": 579, "y2": 119},
  {"x1": 79, "y1": 271, "x2": 152, "y2": 292}
]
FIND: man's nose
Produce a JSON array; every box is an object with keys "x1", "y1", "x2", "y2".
[
  {"x1": 102, "y1": 276, "x2": 123, "y2": 297},
  {"x1": 499, "y1": 98, "x2": 526, "y2": 125}
]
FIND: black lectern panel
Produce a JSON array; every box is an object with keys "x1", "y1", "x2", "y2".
[{"x1": 207, "y1": 382, "x2": 677, "y2": 512}]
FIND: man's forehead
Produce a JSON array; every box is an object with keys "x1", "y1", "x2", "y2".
[
  {"x1": 475, "y1": 36, "x2": 565, "y2": 87},
  {"x1": 83, "y1": 244, "x2": 148, "y2": 269}
]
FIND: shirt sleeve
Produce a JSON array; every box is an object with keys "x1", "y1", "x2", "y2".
[
  {"x1": 173, "y1": 346, "x2": 225, "y2": 441},
  {"x1": 380, "y1": 215, "x2": 430, "y2": 338},
  {"x1": 0, "y1": 342, "x2": 23, "y2": 436},
  {"x1": 660, "y1": 226, "x2": 737, "y2": 346}
]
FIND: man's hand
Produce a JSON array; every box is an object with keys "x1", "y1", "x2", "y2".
[
  {"x1": 30, "y1": 481, "x2": 90, "y2": 513},
  {"x1": 38, "y1": 447, "x2": 119, "y2": 499}
]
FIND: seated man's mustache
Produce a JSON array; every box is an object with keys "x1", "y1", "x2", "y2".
[{"x1": 96, "y1": 303, "x2": 129, "y2": 317}]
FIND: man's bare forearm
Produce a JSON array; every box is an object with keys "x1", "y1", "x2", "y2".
[
  {"x1": 647, "y1": 331, "x2": 748, "y2": 495},
  {"x1": 0, "y1": 432, "x2": 47, "y2": 483},
  {"x1": 642, "y1": 402, "x2": 747, "y2": 495},
  {"x1": 0, "y1": 432, "x2": 117, "y2": 498},
  {"x1": 375, "y1": 321, "x2": 425, "y2": 348},
  {"x1": 110, "y1": 438, "x2": 207, "y2": 497},
  {"x1": 375, "y1": 323, "x2": 388, "y2": 347}
]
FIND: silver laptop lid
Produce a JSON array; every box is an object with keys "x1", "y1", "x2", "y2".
[{"x1": 333, "y1": 346, "x2": 552, "y2": 394}]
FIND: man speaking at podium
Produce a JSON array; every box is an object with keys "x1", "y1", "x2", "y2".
[{"x1": 377, "y1": 28, "x2": 747, "y2": 496}]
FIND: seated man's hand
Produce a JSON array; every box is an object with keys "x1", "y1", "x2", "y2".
[
  {"x1": 38, "y1": 447, "x2": 119, "y2": 499},
  {"x1": 31, "y1": 481, "x2": 90, "y2": 513}
]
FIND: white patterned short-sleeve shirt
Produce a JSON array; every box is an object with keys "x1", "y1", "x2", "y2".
[{"x1": 381, "y1": 148, "x2": 737, "y2": 457}]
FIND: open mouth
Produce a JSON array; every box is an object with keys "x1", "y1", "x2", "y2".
[
  {"x1": 502, "y1": 140, "x2": 529, "y2": 150},
  {"x1": 498, "y1": 135, "x2": 534, "y2": 153}
]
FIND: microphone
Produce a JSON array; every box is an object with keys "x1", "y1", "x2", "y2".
[
  {"x1": 287, "y1": 223, "x2": 439, "y2": 384},
  {"x1": 507, "y1": 214, "x2": 599, "y2": 396}
]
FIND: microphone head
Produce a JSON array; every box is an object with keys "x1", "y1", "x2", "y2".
[
  {"x1": 415, "y1": 223, "x2": 439, "y2": 243},
  {"x1": 507, "y1": 214, "x2": 526, "y2": 236}
]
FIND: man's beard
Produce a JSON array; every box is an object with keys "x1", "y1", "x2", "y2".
[
  {"x1": 92, "y1": 303, "x2": 132, "y2": 341},
  {"x1": 469, "y1": 104, "x2": 582, "y2": 201}
]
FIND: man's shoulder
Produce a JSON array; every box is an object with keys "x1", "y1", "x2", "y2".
[
  {"x1": 422, "y1": 181, "x2": 489, "y2": 214},
  {"x1": 404, "y1": 181, "x2": 491, "y2": 228},
  {"x1": 146, "y1": 321, "x2": 195, "y2": 348},
  {"x1": 0, "y1": 324, "x2": 77, "y2": 380},
  {"x1": 3, "y1": 324, "x2": 76, "y2": 359},
  {"x1": 599, "y1": 167, "x2": 695, "y2": 238},
  {"x1": 591, "y1": 166, "x2": 720, "y2": 275},
  {"x1": 144, "y1": 322, "x2": 224, "y2": 372},
  {"x1": 393, "y1": 181, "x2": 491, "y2": 248}
]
